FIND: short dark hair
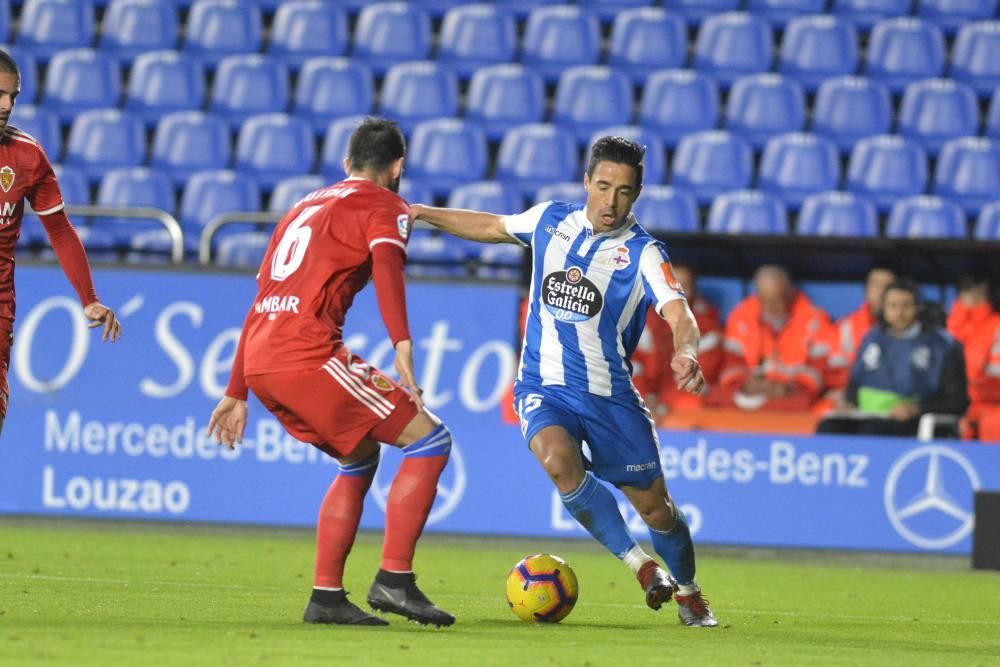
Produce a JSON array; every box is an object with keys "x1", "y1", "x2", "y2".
[
  {"x1": 586, "y1": 136, "x2": 645, "y2": 188},
  {"x1": 0, "y1": 49, "x2": 19, "y2": 77},
  {"x1": 347, "y1": 117, "x2": 405, "y2": 173},
  {"x1": 956, "y1": 272, "x2": 991, "y2": 292},
  {"x1": 883, "y1": 278, "x2": 921, "y2": 304}
]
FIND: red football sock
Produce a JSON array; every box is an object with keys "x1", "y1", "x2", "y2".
[
  {"x1": 381, "y1": 455, "x2": 448, "y2": 572},
  {"x1": 313, "y1": 472, "x2": 374, "y2": 589}
]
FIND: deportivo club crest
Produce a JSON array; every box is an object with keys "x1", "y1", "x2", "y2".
[{"x1": 0, "y1": 166, "x2": 14, "y2": 193}]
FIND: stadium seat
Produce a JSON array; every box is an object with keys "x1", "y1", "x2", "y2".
[
  {"x1": 585, "y1": 126, "x2": 666, "y2": 186},
  {"x1": 933, "y1": 136, "x2": 1000, "y2": 215},
  {"x1": 73, "y1": 225, "x2": 118, "y2": 261},
  {"x1": 494, "y1": 0, "x2": 561, "y2": 19},
  {"x1": 758, "y1": 133, "x2": 841, "y2": 208},
  {"x1": 53, "y1": 164, "x2": 89, "y2": 206},
  {"x1": 846, "y1": 135, "x2": 930, "y2": 211},
  {"x1": 630, "y1": 185, "x2": 700, "y2": 233},
  {"x1": 747, "y1": 0, "x2": 827, "y2": 27},
  {"x1": 988, "y1": 89, "x2": 1000, "y2": 139},
  {"x1": 811, "y1": 76, "x2": 894, "y2": 153},
  {"x1": 778, "y1": 15, "x2": 860, "y2": 92},
  {"x1": 64, "y1": 109, "x2": 146, "y2": 183},
  {"x1": 724, "y1": 73, "x2": 806, "y2": 150},
  {"x1": 577, "y1": 0, "x2": 653, "y2": 21},
  {"x1": 608, "y1": 8, "x2": 688, "y2": 86},
  {"x1": 2, "y1": 46, "x2": 38, "y2": 104},
  {"x1": 438, "y1": 4, "x2": 517, "y2": 79},
  {"x1": 126, "y1": 50, "x2": 205, "y2": 126},
  {"x1": 398, "y1": 178, "x2": 434, "y2": 205},
  {"x1": 796, "y1": 191, "x2": 879, "y2": 237},
  {"x1": 42, "y1": 49, "x2": 121, "y2": 123},
  {"x1": 670, "y1": 130, "x2": 755, "y2": 204},
  {"x1": 521, "y1": 5, "x2": 601, "y2": 82},
  {"x1": 865, "y1": 17, "x2": 946, "y2": 93},
  {"x1": 269, "y1": 174, "x2": 323, "y2": 213},
  {"x1": 406, "y1": 119, "x2": 488, "y2": 197},
  {"x1": 832, "y1": 0, "x2": 914, "y2": 30},
  {"x1": 294, "y1": 57, "x2": 374, "y2": 135},
  {"x1": 665, "y1": 0, "x2": 740, "y2": 24},
  {"x1": 693, "y1": 12, "x2": 775, "y2": 87},
  {"x1": 11, "y1": 105, "x2": 60, "y2": 159},
  {"x1": 184, "y1": 0, "x2": 262, "y2": 67},
  {"x1": 886, "y1": 195, "x2": 968, "y2": 238},
  {"x1": 320, "y1": 115, "x2": 365, "y2": 183},
  {"x1": 474, "y1": 242, "x2": 526, "y2": 280},
  {"x1": 0, "y1": 1, "x2": 10, "y2": 44},
  {"x1": 95, "y1": 166, "x2": 177, "y2": 246},
  {"x1": 707, "y1": 190, "x2": 790, "y2": 235},
  {"x1": 496, "y1": 123, "x2": 579, "y2": 198},
  {"x1": 974, "y1": 201, "x2": 1000, "y2": 239},
  {"x1": 16, "y1": 0, "x2": 96, "y2": 61},
  {"x1": 268, "y1": 0, "x2": 348, "y2": 69},
  {"x1": 234, "y1": 113, "x2": 316, "y2": 191},
  {"x1": 215, "y1": 231, "x2": 270, "y2": 269},
  {"x1": 553, "y1": 67, "x2": 634, "y2": 145},
  {"x1": 99, "y1": 0, "x2": 178, "y2": 63},
  {"x1": 638, "y1": 69, "x2": 720, "y2": 148},
  {"x1": 465, "y1": 64, "x2": 547, "y2": 141},
  {"x1": 352, "y1": 2, "x2": 432, "y2": 76},
  {"x1": 534, "y1": 182, "x2": 586, "y2": 205},
  {"x1": 950, "y1": 20, "x2": 1000, "y2": 97},
  {"x1": 898, "y1": 78, "x2": 979, "y2": 155},
  {"x1": 379, "y1": 61, "x2": 459, "y2": 134},
  {"x1": 405, "y1": 228, "x2": 469, "y2": 278},
  {"x1": 446, "y1": 181, "x2": 524, "y2": 215},
  {"x1": 917, "y1": 0, "x2": 997, "y2": 33},
  {"x1": 180, "y1": 169, "x2": 261, "y2": 234},
  {"x1": 151, "y1": 111, "x2": 232, "y2": 186},
  {"x1": 210, "y1": 54, "x2": 290, "y2": 128}
]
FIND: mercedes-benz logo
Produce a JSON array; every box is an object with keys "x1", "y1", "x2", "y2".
[
  {"x1": 884, "y1": 445, "x2": 980, "y2": 550},
  {"x1": 370, "y1": 439, "x2": 467, "y2": 526}
]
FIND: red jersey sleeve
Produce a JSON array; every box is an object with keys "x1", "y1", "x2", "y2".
[
  {"x1": 365, "y1": 195, "x2": 411, "y2": 254},
  {"x1": 27, "y1": 145, "x2": 65, "y2": 215}
]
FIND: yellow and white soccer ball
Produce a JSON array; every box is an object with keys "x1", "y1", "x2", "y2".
[{"x1": 505, "y1": 553, "x2": 579, "y2": 623}]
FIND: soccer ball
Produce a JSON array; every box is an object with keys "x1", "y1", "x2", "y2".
[{"x1": 505, "y1": 553, "x2": 579, "y2": 623}]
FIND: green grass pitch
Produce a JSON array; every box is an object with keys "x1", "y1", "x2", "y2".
[{"x1": 1, "y1": 518, "x2": 998, "y2": 666}]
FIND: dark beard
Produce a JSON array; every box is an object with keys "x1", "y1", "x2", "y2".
[{"x1": 388, "y1": 176, "x2": 401, "y2": 193}]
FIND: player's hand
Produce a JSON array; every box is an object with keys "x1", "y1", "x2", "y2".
[
  {"x1": 409, "y1": 204, "x2": 426, "y2": 221},
  {"x1": 671, "y1": 353, "x2": 705, "y2": 395},
  {"x1": 207, "y1": 396, "x2": 248, "y2": 449},
  {"x1": 84, "y1": 302, "x2": 122, "y2": 342},
  {"x1": 394, "y1": 339, "x2": 425, "y2": 412}
]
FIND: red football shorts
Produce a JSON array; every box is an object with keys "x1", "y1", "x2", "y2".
[
  {"x1": 246, "y1": 346, "x2": 419, "y2": 460},
  {"x1": 0, "y1": 320, "x2": 11, "y2": 420}
]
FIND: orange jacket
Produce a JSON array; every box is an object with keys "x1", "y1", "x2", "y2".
[
  {"x1": 720, "y1": 291, "x2": 830, "y2": 402},
  {"x1": 947, "y1": 301, "x2": 1000, "y2": 407},
  {"x1": 814, "y1": 303, "x2": 878, "y2": 391}
]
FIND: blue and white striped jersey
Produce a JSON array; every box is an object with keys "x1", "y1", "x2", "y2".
[{"x1": 503, "y1": 201, "x2": 686, "y2": 398}]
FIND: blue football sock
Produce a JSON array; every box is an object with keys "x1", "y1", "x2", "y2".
[
  {"x1": 560, "y1": 472, "x2": 637, "y2": 560},
  {"x1": 649, "y1": 508, "x2": 697, "y2": 585}
]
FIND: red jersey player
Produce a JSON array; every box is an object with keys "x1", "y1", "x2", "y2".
[
  {"x1": 0, "y1": 50, "x2": 121, "y2": 436},
  {"x1": 208, "y1": 118, "x2": 454, "y2": 628}
]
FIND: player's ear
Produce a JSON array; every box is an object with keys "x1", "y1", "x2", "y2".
[
  {"x1": 343, "y1": 158, "x2": 351, "y2": 177},
  {"x1": 390, "y1": 157, "x2": 404, "y2": 181}
]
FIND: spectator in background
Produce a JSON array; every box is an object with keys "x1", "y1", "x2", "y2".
[
  {"x1": 817, "y1": 280, "x2": 968, "y2": 437},
  {"x1": 633, "y1": 262, "x2": 723, "y2": 418},
  {"x1": 711, "y1": 265, "x2": 829, "y2": 411},
  {"x1": 947, "y1": 274, "x2": 1000, "y2": 439}
]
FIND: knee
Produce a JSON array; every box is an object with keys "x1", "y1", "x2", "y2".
[
  {"x1": 636, "y1": 498, "x2": 677, "y2": 532},
  {"x1": 537, "y1": 449, "x2": 584, "y2": 492},
  {"x1": 403, "y1": 424, "x2": 452, "y2": 459}
]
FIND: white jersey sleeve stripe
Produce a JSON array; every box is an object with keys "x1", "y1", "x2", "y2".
[
  {"x1": 369, "y1": 237, "x2": 407, "y2": 252},
  {"x1": 34, "y1": 202, "x2": 66, "y2": 216}
]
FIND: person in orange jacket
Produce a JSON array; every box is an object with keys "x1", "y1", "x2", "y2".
[
  {"x1": 711, "y1": 265, "x2": 830, "y2": 411},
  {"x1": 947, "y1": 274, "x2": 1000, "y2": 440},
  {"x1": 632, "y1": 262, "x2": 723, "y2": 418}
]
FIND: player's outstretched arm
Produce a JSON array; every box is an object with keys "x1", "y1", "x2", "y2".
[
  {"x1": 410, "y1": 204, "x2": 514, "y2": 244},
  {"x1": 661, "y1": 299, "x2": 705, "y2": 395}
]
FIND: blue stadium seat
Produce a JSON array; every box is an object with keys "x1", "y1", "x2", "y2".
[
  {"x1": 553, "y1": 66, "x2": 634, "y2": 145},
  {"x1": 586, "y1": 126, "x2": 666, "y2": 186},
  {"x1": 406, "y1": 119, "x2": 488, "y2": 197},
  {"x1": 234, "y1": 113, "x2": 315, "y2": 191},
  {"x1": 670, "y1": 130, "x2": 754, "y2": 204},
  {"x1": 64, "y1": 109, "x2": 145, "y2": 183},
  {"x1": 73, "y1": 225, "x2": 118, "y2": 261},
  {"x1": 409, "y1": 0, "x2": 478, "y2": 18},
  {"x1": 180, "y1": 169, "x2": 261, "y2": 234},
  {"x1": 665, "y1": 0, "x2": 740, "y2": 24},
  {"x1": 2, "y1": 46, "x2": 38, "y2": 104},
  {"x1": 352, "y1": 2, "x2": 432, "y2": 76},
  {"x1": 126, "y1": 50, "x2": 205, "y2": 126},
  {"x1": 933, "y1": 136, "x2": 1000, "y2": 214},
  {"x1": 184, "y1": 0, "x2": 262, "y2": 67},
  {"x1": 465, "y1": 64, "x2": 546, "y2": 141},
  {"x1": 151, "y1": 111, "x2": 232, "y2": 186},
  {"x1": 747, "y1": 0, "x2": 827, "y2": 27},
  {"x1": 99, "y1": 0, "x2": 178, "y2": 63},
  {"x1": 521, "y1": 5, "x2": 601, "y2": 82},
  {"x1": 269, "y1": 175, "x2": 323, "y2": 214},
  {"x1": 578, "y1": 0, "x2": 653, "y2": 22},
  {"x1": 268, "y1": 0, "x2": 348, "y2": 70},
  {"x1": 779, "y1": 15, "x2": 860, "y2": 92},
  {"x1": 812, "y1": 76, "x2": 894, "y2": 153},
  {"x1": 631, "y1": 185, "x2": 700, "y2": 233},
  {"x1": 796, "y1": 191, "x2": 879, "y2": 237},
  {"x1": 846, "y1": 135, "x2": 929, "y2": 211},
  {"x1": 886, "y1": 195, "x2": 968, "y2": 238},
  {"x1": 379, "y1": 61, "x2": 459, "y2": 134},
  {"x1": 693, "y1": 12, "x2": 775, "y2": 87},
  {"x1": 865, "y1": 17, "x2": 946, "y2": 93},
  {"x1": 16, "y1": 0, "x2": 96, "y2": 61},
  {"x1": 0, "y1": 0, "x2": 10, "y2": 44},
  {"x1": 638, "y1": 69, "x2": 720, "y2": 148},
  {"x1": 724, "y1": 73, "x2": 806, "y2": 150},
  {"x1": 950, "y1": 20, "x2": 1000, "y2": 97},
  {"x1": 759, "y1": 133, "x2": 841, "y2": 208},
  {"x1": 493, "y1": 0, "x2": 561, "y2": 19},
  {"x1": 833, "y1": 0, "x2": 914, "y2": 30},
  {"x1": 474, "y1": 242, "x2": 526, "y2": 280},
  {"x1": 974, "y1": 201, "x2": 1000, "y2": 239},
  {"x1": 438, "y1": 4, "x2": 517, "y2": 79},
  {"x1": 534, "y1": 182, "x2": 586, "y2": 205},
  {"x1": 707, "y1": 190, "x2": 790, "y2": 235},
  {"x1": 42, "y1": 49, "x2": 121, "y2": 122},
  {"x1": 294, "y1": 57, "x2": 373, "y2": 135},
  {"x1": 917, "y1": 0, "x2": 997, "y2": 33},
  {"x1": 988, "y1": 89, "x2": 1000, "y2": 139},
  {"x1": 898, "y1": 78, "x2": 979, "y2": 155},
  {"x1": 53, "y1": 164, "x2": 89, "y2": 206},
  {"x1": 405, "y1": 228, "x2": 469, "y2": 278},
  {"x1": 608, "y1": 8, "x2": 688, "y2": 85},
  {"x1": 96, "y1": 166, "x2": 177, "y2": 246},
  {"x1": 210, "y1": 54, "x2": 290, "y2": 128},
  {"x1": 446, "y1": 181, "x2": 524, "y2": 215},
  {"x1": 496, "y1": 123, "x2": 579, "y2": 198},
  {"x1": 398, "y1": 179, "x2": 434, "y2": 205},
  {"x1": 10, "y1": 105, "x2": 60, "y2": 159},
  {"x1": 320, "y1": 115, "x2": 365, "y2": 183},
  {"x1": 215, "y1": 231, "x2": 270, "y2": 269}
]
